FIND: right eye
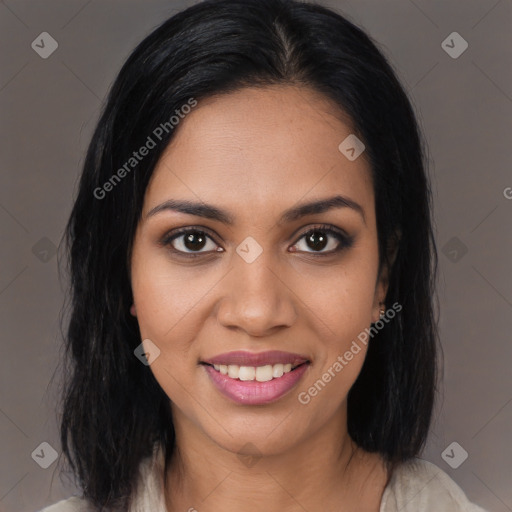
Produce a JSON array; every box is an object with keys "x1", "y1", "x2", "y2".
[{"x1": 161, "y1": 227, "x2": 222, "y2": 258}]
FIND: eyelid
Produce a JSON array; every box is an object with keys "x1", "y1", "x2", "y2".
[{"x1": 290, "y1": 223, "x2": 351, "y2": 244}]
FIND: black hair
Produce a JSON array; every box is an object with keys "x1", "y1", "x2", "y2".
[{"x1": 56, "y1": 0, "x2": 439, "y2": 509}]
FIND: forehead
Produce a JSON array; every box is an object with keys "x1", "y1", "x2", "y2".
[{"x1": 143, "y1": 86, "x2": 374, "y2": 223}]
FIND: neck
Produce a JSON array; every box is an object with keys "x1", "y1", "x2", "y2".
[{"x1": 163, "y1": 404, "x2": 389, "y2": 512}]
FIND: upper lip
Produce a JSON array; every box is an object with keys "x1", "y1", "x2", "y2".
[{"x1": 201, "y1": 350, "x2": 310, "y2": 367}]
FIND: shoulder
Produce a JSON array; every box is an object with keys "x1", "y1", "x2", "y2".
[
  {"x1": 380, "y1": 458, "x2": 488, "y2": 512},
  {"x1": 38, "y1": 445, "x2": 167, "y2": 512},
  {"x1": 38, "y1": 496, "x2": 94, "y2": 512}
]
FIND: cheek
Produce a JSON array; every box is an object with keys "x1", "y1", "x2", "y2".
[
  {"x1": 131, "y1": 264, "x2": 199, "y2": 408},
  {"x1": 290, "y1": 253, "x2": 377, "y2": 398},
  {"x1": 130, "y1": 248, "x2": 212, "y2": 341},
  {"x1": 130, "y1": 248, "x2": 222, "y2": 404},
  {"x1": 292, "y1": 255, "x2": 378, "y2": 340},
  {"x1": 296, "y1": 275, "x2": 372, "y2": 411}
]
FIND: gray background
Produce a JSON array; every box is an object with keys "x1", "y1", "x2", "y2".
[{"x1": 1, "y1": 0, "x2": 511, "y2": 511}]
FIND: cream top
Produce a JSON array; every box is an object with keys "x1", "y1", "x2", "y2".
[{"x1": 39, "y1": 446, "x2": 488, "y2": 512}]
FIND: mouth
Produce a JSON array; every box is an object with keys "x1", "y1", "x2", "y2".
[
  {"x1": 200, "y1": 350, "x2": 311, "y2": 383},
  {"x1": 201, "y1": 359, "x2": 311, "y2": 405},
  {"x1": 200, "y1": 360, "x2": 310, "y2": 382}
]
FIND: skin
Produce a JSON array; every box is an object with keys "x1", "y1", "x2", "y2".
[{"x1": 129, "y1": 85, "x2": 396, "y2": 512}]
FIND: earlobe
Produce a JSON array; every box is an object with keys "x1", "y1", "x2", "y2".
[
  {"x1": 130, "y1": 304, "x2": 137, "y2": 316},
  {"x1": 371, "y1": 301, "x2": 386, "y2": 324}
]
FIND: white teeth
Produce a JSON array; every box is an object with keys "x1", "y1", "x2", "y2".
[
  {"x1": 227, "y1": 365, "x2": 238, "y2": 379},
  {"x1": 210, "y1": 362, "x2": 302, "y2": 381},
  {"x1": 239, "y1": 366, "x2": 255, "y2": 381},
  {"x1": 272, "y1": 364, "x2": 284, "y2": 378},
  {"x1": 255, "y1": 365, "x2": 273, "y2": 382}
]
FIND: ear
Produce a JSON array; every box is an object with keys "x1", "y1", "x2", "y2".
[
  {"x1": 372, "y1": 229, "x2": 400, "y2": 323},
  {"x1": 130, "y1": 304, "x2": 137, "y2": 317}
]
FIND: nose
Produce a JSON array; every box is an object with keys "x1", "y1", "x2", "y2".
[{"x1": 215, "y1": 250, "x2": 298, "y2": 337}]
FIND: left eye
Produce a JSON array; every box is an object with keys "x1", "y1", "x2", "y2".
[{"x1": 292, "y1": 226, "x2": 353, "y2": 254}]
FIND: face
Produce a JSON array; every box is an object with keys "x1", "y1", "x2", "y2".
[{"x1": 130, "y1": 85, "x2": 390, "y2": 457}]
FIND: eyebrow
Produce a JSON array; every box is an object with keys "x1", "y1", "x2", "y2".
[{"x1": 146, "y1": 194, "x2": 366, "y2": 225}]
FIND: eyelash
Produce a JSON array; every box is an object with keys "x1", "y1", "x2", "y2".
[{"x1": 160, "y1": 224, "x2": 354, "y2": 259}]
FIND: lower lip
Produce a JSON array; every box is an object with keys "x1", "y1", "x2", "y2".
[{"x1": 203, "y1": 363, "x2": 310, "y2": 405}]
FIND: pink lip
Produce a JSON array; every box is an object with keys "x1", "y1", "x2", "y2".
[
  {"x1": 203, "y1": 362, "x2": 310, "y2": 405},
  {"x1": 202, "y1": 350, "x2": 309, "y2": 367}
]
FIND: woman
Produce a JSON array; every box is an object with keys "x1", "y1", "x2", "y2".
[{"x1": 41, "y1": 0, "x2": 487, "y2": 510}]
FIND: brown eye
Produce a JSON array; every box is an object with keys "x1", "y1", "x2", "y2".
[
  {"x1": 162, "y1": 228, "x2": 220, "y2": 257},
  {"x1": 304, "y1": 230, "x2": 329, "y2": 251},
  {"x1": 292, "y1": 225, "x2": 354, "y2": 255}
]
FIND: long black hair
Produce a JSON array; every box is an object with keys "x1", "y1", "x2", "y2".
[{"x1": 56, "y1": 0, "x2": 439, "y2": 508}]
